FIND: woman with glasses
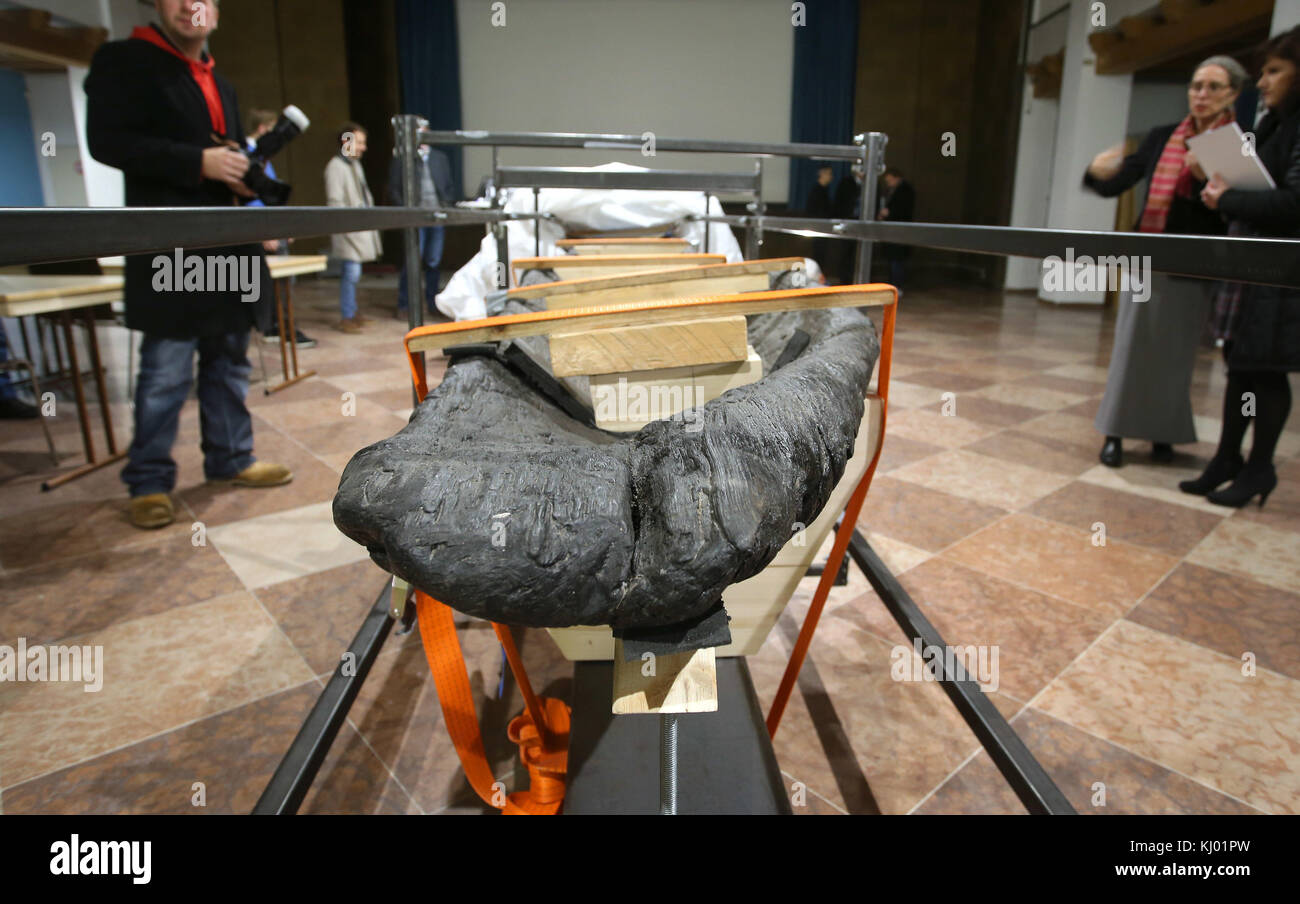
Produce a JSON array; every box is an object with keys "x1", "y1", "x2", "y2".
[
  {"x1": 1186, "y1": 26, "x2": 1300, "y2": 507},
  {"x1": 1081, "y1": 55, "x2": 1247, "y2": 468}
]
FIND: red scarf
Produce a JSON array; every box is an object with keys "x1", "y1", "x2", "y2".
[
  {"x1": 130, "y1": 25, "x2": 226, "y2": 136},
  {"x1": 1139, "y1": 108, "x2": 1234, "y2": 234}
]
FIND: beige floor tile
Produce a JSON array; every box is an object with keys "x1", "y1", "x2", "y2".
[
  {"x1": 1035, "y1": 620, "x2": 1300, "y2": 814},
  {"x1": 1077, "y1": 463, "x2": 1227, "y2": 515},
  {"x1": 1045, "y1": 363, "x2": 1112, "y2": 383},
  {"x1": 883, "y1": 409, "x2": 999, "y2": 449},
  {"x1": 890, "y1": 449, "x2": 1073, "y2": 510},
  {"x1": 881, "y1": 379, "x2": 947, "y2": 411},
  {"x1": 943, "y1": 513, "x2": 1178, "y2": 617},
  {"x1": 968, "y1": 382, "x2": 1088, "y2": 411},
  {"x1": 208, "y1": 501, "x2": 370, "y2": 589},
  {"x1": 319, "y1": 370, "x2": 415, "y2": 396},
  {"x1": 1187, "y1": 517, "x2": 1300, "y2": 596}
]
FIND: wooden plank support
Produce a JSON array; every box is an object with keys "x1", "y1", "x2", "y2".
[
  {"x1": 612, "y1": 639, "x2": 718, "y2": 714},
  {"x1": 550, "y1": 315, "x2": 748, "y2": 377},
  {"x1": 509, "y1": 257, "x2": 803, "y2": 311},
  {"x1": 406, "y1": 285, "x2": 894, "y2": 354},
  {"x1": 558, "y1": 237, "x2": 692, "y2": 255},
  {"x1": 513, "y1": 252, "x2": 727, "y2": 283}
]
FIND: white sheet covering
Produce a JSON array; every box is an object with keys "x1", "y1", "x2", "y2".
[{"x1": 435, "y1": 162, "x2": 746, "y2": 321}]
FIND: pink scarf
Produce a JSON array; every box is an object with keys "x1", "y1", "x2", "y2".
[{"x1": 1139, "y1": 109, "x2": 1234, "y2": 234}]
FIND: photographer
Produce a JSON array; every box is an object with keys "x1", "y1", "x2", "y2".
[{"x1": 85, "y1": 0, "x2": 292, "y2": 530}]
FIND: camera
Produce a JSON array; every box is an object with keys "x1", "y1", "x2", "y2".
[{"x1": 240, "y1": 104, "x2": 310, "y2": 205}]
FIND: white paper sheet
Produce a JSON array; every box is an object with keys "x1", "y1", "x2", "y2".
[{"x1": 1186, "y1": 122, "x2": 1277, "y2": 190}]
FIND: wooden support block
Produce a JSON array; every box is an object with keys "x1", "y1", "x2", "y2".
[
  {"x1": 693, "y1": 347, "x2": 764, "y2": 399},
  {"x1": 589, "y1": 346, "x2": 763, "y2": 432},
  {"x1": 508, "y1": 258, "x2": 802, "y2": 309},
  {"x1": 550, "y1": 315, "x2": 748, "y2": 377},
  {"x1": 611, "y1": 639, "x2": 718, "y2": 714},
  {"x1": 558, "y1": 237, "x2": 692, "y2": 255},
  {"x1": 513, "y1": 253, "x2": 727, "y2": 284}
]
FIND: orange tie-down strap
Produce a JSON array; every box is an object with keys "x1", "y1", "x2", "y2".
[
  {"x1": 403, "y1": 284, "x2": 897, "y2": 396},
  {"x1": 415, "y1": 591, "x2": 569, "y2": 815}
]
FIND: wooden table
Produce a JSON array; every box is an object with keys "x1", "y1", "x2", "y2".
[
  {"x1": 0, "y1": 275, "x2": 125, "y2": 489},
  {"x1": 263, "y1": 254, "x2": 327, "y2": 394}
]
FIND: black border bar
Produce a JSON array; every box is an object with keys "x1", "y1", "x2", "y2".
[
  {"x1": 695, "y1": 214, "x2": 1300, "y2": 289},
  {"x1": 0, "y1": 205, "x2": 519, "y2": 267}
]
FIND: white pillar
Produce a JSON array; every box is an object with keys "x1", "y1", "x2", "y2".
[
  {"x1": 1273, "y1": 0, "x2": 1300, "y2": 33},
  {"x1": 1039, "y1": 0, "x2": 1133, "y2": 304},
  {"x1": 1005, "y1": 88, "x2": 1060, "y2": 290}
]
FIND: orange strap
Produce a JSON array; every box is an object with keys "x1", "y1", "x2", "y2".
[{"x1": 414, "y1": 591, "x2": 568, "y2": 815}]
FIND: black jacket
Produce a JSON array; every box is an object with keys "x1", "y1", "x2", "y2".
[
  {"x1": 85, "y1": 28, "x2": 261, "y2": 338},
  {"x1": 878, "y1": 179, "x2": 915, "y2": 261},
  {"x1": 1217, "y1": 105, "x2": 1300, "y2": 372},
  {"x1": 804, "y1": 181, "x2": 834, "y2": 219},
  {"x1": 387, "y1": 147, "x2": 458, "y2": 207},
  {"x1": 1082, "y1": 123, "x2": 1226, "y2": 236},
  {"x1": 832, "y1": 175, "x2": 860, "y2": 219}
]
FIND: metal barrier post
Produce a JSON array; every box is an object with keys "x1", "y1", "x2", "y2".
[
  {"x1": 395, "y1": 114, "x2": 425, "y2": 333},
  {"x1": 855, "y1": 131, "x2": 887, "y2": 284}
]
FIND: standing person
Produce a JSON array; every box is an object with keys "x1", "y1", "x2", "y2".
[
  {"x1": 1187, "y1": 27, "x2": 1300, "y2": 507},
  {"x1": 246, "y1": 108, "x2": 314, "y2": 349},
  {"x1": 388, "y1": 143, "x2": 456, "y2": 319},
  {"x1": 85, "y1": 0, "x2": 292, "y2": 530},
  {"x1": 832, "y1": 165, "x2": 863, "y2": 284},
  {"x1": 324, "y1": 123, "x2": 382, "y2": 334},
  {"x1": 1082, "y1": 55, "x2": 1247, "y2": 468},
  {"x1": 804, "y1": 165, "x2": 835, "y2": 280},
  {"x1": 877, "y1": 166, "x2": 915, "y2": 291}
]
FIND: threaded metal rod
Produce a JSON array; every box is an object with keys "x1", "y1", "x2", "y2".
[{"x1": 659, "y1": 713, "x2": 678, "y2": 815}]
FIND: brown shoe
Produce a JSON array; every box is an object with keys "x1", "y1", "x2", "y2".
[
  {"x1": 208, "y1": 461, "x2": 293, "y2": 488},
  {"x1": 333, "y1": 318, "x2": 363, "y2": 334},
  {"x1": 353, "y1": 312, "x2": 372, "y2": 325},
  {"x1": 130, "y1": 493, "x2": 174, "y2": 529}
]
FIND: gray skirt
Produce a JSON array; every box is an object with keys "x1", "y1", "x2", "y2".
[{"x1": 1094, "y1": 272, "x2": 1212, "y2": 445}]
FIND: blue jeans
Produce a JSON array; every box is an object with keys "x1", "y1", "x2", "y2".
[
  {"x1": 121, "y1": 332, "x2": 255, "y2": 497},
  {"x1": 889, "y1": 259, "x2": 905, "y2": 290},
  {"x1": 397, "y1": 226, "x2": 445, "y2": 312},
  {"x1": 339, "y1": 259, "x2": 362, "y2": 321}
]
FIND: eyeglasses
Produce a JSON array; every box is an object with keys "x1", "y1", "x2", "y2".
[{"x1": 1188, "y1": 81, "x2": 1232, "y2": 94}]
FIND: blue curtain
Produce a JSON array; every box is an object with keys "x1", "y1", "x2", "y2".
[
  {"x1": 395, "y1": 0, "x2": 464, "y2": 197},
  {"x1": 788, "y1": 0, "x2": 859, "y2": 212}
]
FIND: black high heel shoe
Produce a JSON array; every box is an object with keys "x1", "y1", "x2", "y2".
[
  {"x1": 1178, "y1": 453, "x2": 1244, "y2": 496},
  {"x1": 1151, "y1": 442, "x2": 1174, "y2": 463},
  {"x1": 1206, "y1": 464, "x2": 1277, "y2": 508},
  {"x1": 1099, "y1": 436, "x2": 1122, "y2": 468}
]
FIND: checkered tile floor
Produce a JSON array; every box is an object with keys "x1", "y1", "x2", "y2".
[{"x1": 0, "y1": 278, "x2": 1296, "y2": 814}]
